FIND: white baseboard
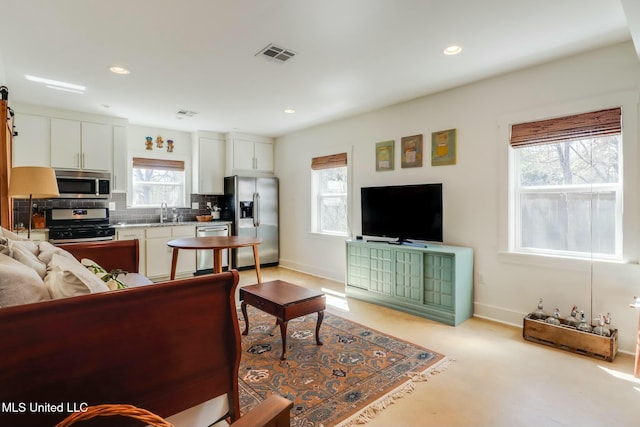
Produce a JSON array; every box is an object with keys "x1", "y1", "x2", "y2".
[{"x1": 278, "y1": 258, "x2": 344, "y2": 283}]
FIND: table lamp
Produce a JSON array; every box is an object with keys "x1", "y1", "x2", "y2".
[{"x1": 8, "y1": 166, "x2": 59, "y2": 239}]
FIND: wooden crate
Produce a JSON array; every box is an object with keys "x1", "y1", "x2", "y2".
[{"x1": 523, "y1": 314, "x2": 617, "y2": 362}]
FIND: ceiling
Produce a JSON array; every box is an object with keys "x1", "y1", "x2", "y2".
[{"x1": 0, "y1": 0, "x2": 638, "y2": 138}]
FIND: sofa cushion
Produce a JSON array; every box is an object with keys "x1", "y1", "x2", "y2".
[
  {"x1": 45, "y1": 254, "x2": 110, "y2": 299},
  {"x1": 0, "y1": 253, "x2": 51, "y2": 307},
  {"x1": 37, "y1": 241, "x2": 76, "y2": 265}
]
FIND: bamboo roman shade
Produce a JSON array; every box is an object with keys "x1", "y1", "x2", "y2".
[
  {"x1": 311, "y1": 152, "x2": 347, "y2": 170},
  {"x1": 132, "y1": 157, "x2": 184, "y2": 171},
  {"x1": 510, "y1": 107, "x2": 621, "y2": 148}
]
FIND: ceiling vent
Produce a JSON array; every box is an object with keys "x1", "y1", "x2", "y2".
[
  {"x1": 176, "y1": 109, "x2": 198, "y2": 118},
  {"x1": 256, "y1": 43, "x2": 296, "y2": 63}
]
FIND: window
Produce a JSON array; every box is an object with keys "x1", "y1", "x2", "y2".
[
  {"x1": 510, "y1": 108, "x2": 622, "y2": 260},
  {"x1": 131, "y1": 157, "x2": 186, "y2": 207},
  {"x1": 311, "y1": 153, "x2": 348, "y2": 235}
]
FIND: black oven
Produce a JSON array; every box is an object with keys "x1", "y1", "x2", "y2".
[
  {"x1": 46, "y1": 208, "x2": 115, "y2": 243},
  {"x1": 55, "y1": 169, "x2": 111, "y2": 199}
]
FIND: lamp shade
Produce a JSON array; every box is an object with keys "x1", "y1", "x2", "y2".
[{"x1": 8, "y1": 167, "x2": 60, "y2": 199}]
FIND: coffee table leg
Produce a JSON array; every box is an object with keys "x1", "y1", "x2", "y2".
[
  {"x1": 316, "y1": 310, "x2": 324, "y2": 346},
  {"x1": 241, "y1": 301, "x2": 249, "y2": 336},
  {"x1": 279, "y1": 319, "x2": 288, "y2": 360}
]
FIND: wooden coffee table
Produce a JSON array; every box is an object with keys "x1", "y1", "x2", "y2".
[{"x1": 240, "y1": 280, "x2": 326, "y2": 360}]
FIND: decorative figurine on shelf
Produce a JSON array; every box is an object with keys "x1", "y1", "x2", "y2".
[
  {"x1": 564, "y1": 305, "x2": 580, "y2": 327},
  {"x1": 167, "y1": 139, "x2": 174, "y2": 152},
  {"x1": 545, "y1": 308, "x2": 562, "y2": 326},
  {"x1": 156, "y1": 135, "x2": 164, "y2": 149},
  {"x1": 145, "y1": 136, "x2": 153, "y2": 150}
]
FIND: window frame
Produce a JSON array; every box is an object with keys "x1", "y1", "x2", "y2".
[
  {"x1": 309, "y1": 149, "x2": 351, "y2": 238},
  {"x1": 512, "y1": 140, "x2": 623, "y2": 260},
  {"x1": 127, "y1": 154, "x2": 191, "y2": 208},
  {"x1": 498, "y1": 92, "x2": 639, "y2": 266}
]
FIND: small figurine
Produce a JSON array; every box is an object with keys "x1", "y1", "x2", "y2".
[
  {"x1": 145, "y1": 136, "x2": 153, "y2": 150},
  {"x1": 167, "y1": 139, "x2": 174, "y2": 152},
  {"x1": 156, "y1": 135, "x2": 164, "y2": 148}
]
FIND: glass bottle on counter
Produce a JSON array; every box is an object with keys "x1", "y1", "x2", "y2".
[
  {"x1": 545, "y1": 308, "x2": 562, "y2": 326},
  {"x1": 593, "y1": 313, "x2": 611, "y2": 337},
  {"x1": 565, "y1": 305, "x2": 580, "y2": 327},
  {"x1": 576, "y1": 310, "x2": 592, "y2": 333},
  {"x1": 533, "y1": 298, "x2": 546, "y2": 320}
]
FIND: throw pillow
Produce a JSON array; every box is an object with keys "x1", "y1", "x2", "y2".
[
  {"x1": 45, "y1": 254, "x2": 110, "y2": 299},
  {"x1": 80, "y1": 258, "x2": 127, "y2": 291},
  {"x1": 0, "y1": 253, "x2": 51, "y2": 307},
  {"x1": 0, "y1": 238, "x2": 47, "y2": 278},
  {"x1": 0, "y1": 226, "x2": 27, "y2": 241}
]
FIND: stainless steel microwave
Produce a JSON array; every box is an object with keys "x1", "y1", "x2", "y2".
[{"x1": 55, "y1": 169, "x2": 111, "y2": 199}]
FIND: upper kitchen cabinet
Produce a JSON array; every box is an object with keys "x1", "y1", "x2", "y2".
[
  {"x1": 51, "y1": 119, "x2": 112, "y2": 171},
  {"x1": 225, "y1": 133, "x2": 274, "y2": 176},
  {"x1": 112, "y1": 125, "x2": 127, "y2": 192},
  {"x1": 193, "y1": 136, "x2": 225, "y2": 194},
  {"x1": 13, "y1": 113, "x2": 50, "y2": 167}
]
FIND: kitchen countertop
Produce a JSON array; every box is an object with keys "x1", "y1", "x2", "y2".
[{"x1": 113, "y1": 220, "x2": 232, "y2": 229}]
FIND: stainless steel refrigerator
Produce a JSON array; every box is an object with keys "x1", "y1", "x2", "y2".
[{"x1": 224, "y1": 176, "x2": 279, "y2": 269}]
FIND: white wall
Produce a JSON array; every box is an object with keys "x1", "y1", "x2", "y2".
[{"x1": 275, "y1": 41, "x2": 640, "y2": 353}]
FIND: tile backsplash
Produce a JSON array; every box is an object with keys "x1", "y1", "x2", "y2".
[{"x1": 12, "y1": 193, "x2": 226, "y2": 228}]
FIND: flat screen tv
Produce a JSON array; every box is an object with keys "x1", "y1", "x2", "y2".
[{"x1": 361, "y1": 183, "x2": 443, "y2": 244}]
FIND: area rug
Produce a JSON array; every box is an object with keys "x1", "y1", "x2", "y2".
[{"x1": 237, "y1": 305, "x2": 450, "y2": 427}]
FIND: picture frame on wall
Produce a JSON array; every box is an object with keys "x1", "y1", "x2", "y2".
[
  {"x1": 401, "y1": 134, "x2": 423, "y2": 168},
  {"x1": 375, "y1": 140, "x2": 394, "y2": 171},
  {"x1": 431, "y1": 128, "x2": 457, "y2": 166}
]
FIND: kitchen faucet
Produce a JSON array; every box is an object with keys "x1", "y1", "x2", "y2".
[{"x1": 160, "y1": 202, "x2": 168, "y2": 223}]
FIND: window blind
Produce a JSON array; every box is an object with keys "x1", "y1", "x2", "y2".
[
  {"x1": 311, "y1": 153, "x2": 347, "y2": 170},
  {"x1": 132, "y1": 157, "x2": 184, "y2": 171},
  {"x1": 510, "y1": 107, "x2": 621, "y2": 148}
]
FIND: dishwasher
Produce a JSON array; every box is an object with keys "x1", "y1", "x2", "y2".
[{"x1": 195, "y1": 223, "x2": 230, "y2": 274}]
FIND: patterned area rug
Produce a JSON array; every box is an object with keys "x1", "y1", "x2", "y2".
[{"x1": 238, "y1": 305, "x2": 450, "y2": 427}]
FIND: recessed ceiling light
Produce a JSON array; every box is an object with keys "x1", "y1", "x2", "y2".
[
  {"x1": 443, "y1": 45, "x2": 462, "y2": 55},
  {"x1": 109, "y1": 66, "x2": 130, "y2": 75},
  {"x1": 284, "y1": 109, "x2": 295, "y2": 114},
  {"x1": 25, "y1": 74, "x2": 85, "y2": 91}
]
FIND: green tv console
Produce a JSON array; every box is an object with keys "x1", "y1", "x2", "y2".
[{"x1": 345, "y1": 240, "x2": 474, "y2": 326}]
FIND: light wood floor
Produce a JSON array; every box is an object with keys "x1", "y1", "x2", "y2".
[{"x1": 236, "y1": 266, "x2": 640, "y2": 427}]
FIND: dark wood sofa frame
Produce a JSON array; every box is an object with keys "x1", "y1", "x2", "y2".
[{"x1": 0, "y1": 240, "x2": 292, "y2": 426}]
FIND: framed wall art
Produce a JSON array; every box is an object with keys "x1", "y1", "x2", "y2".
[
  {"x1": 401, "y1": 134, "x2": 423, "y2": 168},
  {"x1": 431, "y1": 128, "x2": 457, "y2": 166},
  {"x1": 375, "y1": 140, "x2": 394, "y2": 171}
]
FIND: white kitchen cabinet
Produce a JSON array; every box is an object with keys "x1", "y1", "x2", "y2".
[
  {"x1": 226, "y1": 135, "x2": 274, "y2": 175},
  {"x1": 12, "y1": 113, "x2": 50, "y2": 167},
  {"x1": 51, "y1": 118, "x2": 81, "y2": 169},
  {"x1": 81, "y1": 122, "x2": 112, "y2": 171},
  {"x1": 50, "y1": 119, "x2": 112, "y2": 171},
  {"x1": 116, "y1": 228, "x2": 146, "y2": 275},
  {"x1": 194, "y1": 137, "x2": 225, "y2": 194},
  {"x1": 145, "y1": 225, "x2": 196, "y2": 279},
  {"x1": 112, "y1": 125, "x2": 127, "y2": 192}
]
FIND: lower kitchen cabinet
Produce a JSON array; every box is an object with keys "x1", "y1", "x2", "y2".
[
  {"x1": 117, "y1": 225, "x2": 196, "y2": 280},
  {"x1": 145, "y1": 225, "x2": 196, "y2": 279},
  {"x1": 116, "y1": 228, "x2": 146, "y2": 275},
  {"x1": 345, "y1": 240, "x2": 474, "y2": 326}
]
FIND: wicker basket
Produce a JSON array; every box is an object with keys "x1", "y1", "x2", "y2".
[{"x1": 56, "y1": 404, "x2": 173, "y2": 427}]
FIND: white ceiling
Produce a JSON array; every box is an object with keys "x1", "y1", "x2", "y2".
[{"x1": 0, "y1": 0, "x2": 637, "y2": 138}]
